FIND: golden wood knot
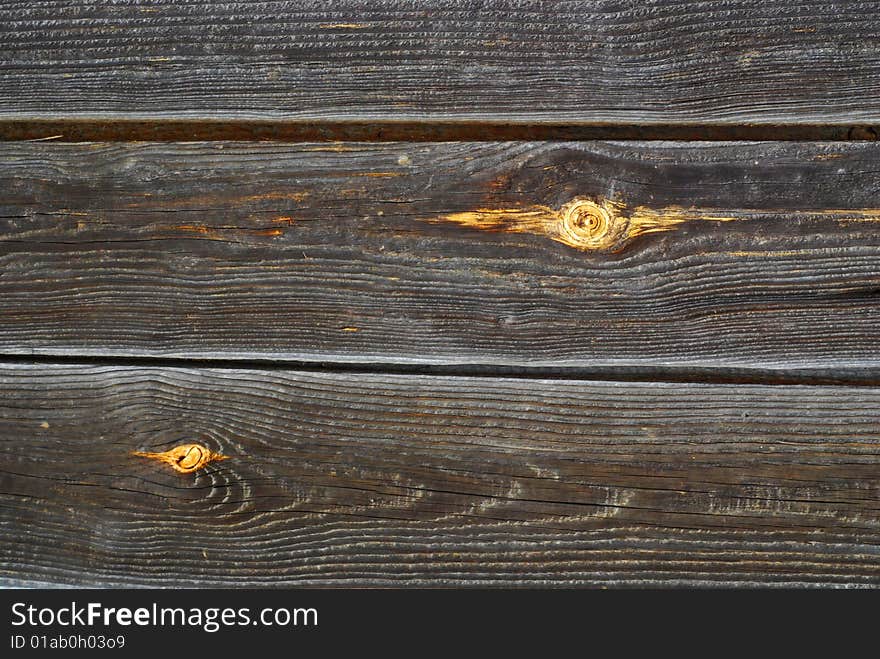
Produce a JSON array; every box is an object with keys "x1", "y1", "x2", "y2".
[
  {"x1": 133, "y1": 444, "x2": 228, "y2": 474},
  {"x1": 435, "y1": 196, "x2": 746, "y2": 252},
  {"x1": 557, "y1": 197, "x2": 626, "y2": 251}
]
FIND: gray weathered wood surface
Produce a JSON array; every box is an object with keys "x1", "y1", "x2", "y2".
[
  {"x1": 1, "y1": 364, "x2": 878, "y2": 587},
  {"x1": 1, "y1": 0, "x2": 879, "y2": 127},
  {"x1": 3, "y1": 1, "x2": 880, "y2": 589}
]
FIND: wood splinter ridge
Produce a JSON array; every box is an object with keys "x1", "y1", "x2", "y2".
[{"x1": 133, "y1": 444, "x2": 228, "y2": 474}]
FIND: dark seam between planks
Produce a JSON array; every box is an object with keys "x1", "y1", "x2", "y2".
[
  {"x1": 3, "y1": 354, "x2": 880, "y2": 387},
  {"x1": 0, "y1": 120, "x2": 878, "y2": 143}
]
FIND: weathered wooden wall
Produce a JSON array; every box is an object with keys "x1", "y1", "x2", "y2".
[{"x1": 1, "y1": 1, "x2": 878, "y2": 588}]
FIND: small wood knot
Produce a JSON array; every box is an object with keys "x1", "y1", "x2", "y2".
[
  {"x1": 557, "y1": 198, "x2": 625, "y2": 251},
  {"x1": 133, "y1": 443, "x2": 228, "y2": 474}
]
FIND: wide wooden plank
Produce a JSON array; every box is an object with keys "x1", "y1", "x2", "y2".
[
  {"x1": 1, "y1": 1, "x2": 880, "y2": 126},
  {"x1": 3, "y1": 141, "x2": 880, "y2": 369},
  {"x1": 1, "y1": 364, "x2": 878, "y2": 587}
]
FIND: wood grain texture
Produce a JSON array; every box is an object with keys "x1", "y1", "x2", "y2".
[
  {"x1": 3, "y1": 140, "x2": 880, "y2": 369},
  {"x1": 1, "y1": 0, "x2": 880, "y2": 126},
  {"x1": 1, "y1": 364, "x2": 878, "y2": 587}
]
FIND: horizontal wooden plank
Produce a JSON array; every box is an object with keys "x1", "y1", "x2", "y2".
[
  {"x1": 1, "y1": 1, "x2": 880, "y2": 126},
  {"x1": 1, "y1": 364, "x2": 878, "y2": 587},
  {"x1": 3, "y1": 141, "x2": 880, "y2": 369}
]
